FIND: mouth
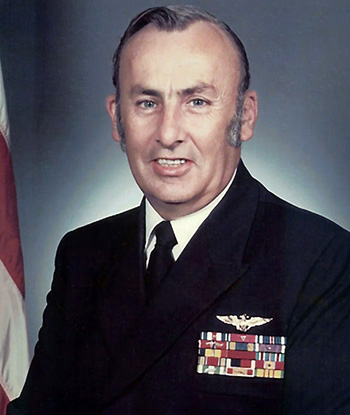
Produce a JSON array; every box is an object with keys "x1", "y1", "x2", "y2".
[
  {"x1": 151, "y1": 157, "x2": 192, "y2": 177},
  {"x1": 155, "y1": 158, "x2": 187, "y2": 167}
]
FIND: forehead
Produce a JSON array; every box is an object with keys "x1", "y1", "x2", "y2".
[{"x1": 119, "y1": 21, "x2": 240, "y2": 93}]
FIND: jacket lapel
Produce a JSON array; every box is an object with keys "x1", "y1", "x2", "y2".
[
  {"x1": 96, "y1": 203, "x2": 146, "y2": 355},
  {"x1": 99, "y1": 161, "x2": 260, "y2": 408}
]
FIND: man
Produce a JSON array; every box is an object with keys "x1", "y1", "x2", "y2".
[{"x1": 8, "y1": 5, "x2": 349, "y2": 415}]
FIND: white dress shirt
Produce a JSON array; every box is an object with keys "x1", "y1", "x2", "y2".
[{"x1": 145, "y1": 171, "x2": 236, "y2": 265}]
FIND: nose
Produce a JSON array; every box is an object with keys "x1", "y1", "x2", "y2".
[{"x1": 156, "y1": 105, "x2": 184, "y2": 148}]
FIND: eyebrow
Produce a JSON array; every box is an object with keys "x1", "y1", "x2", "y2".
[
  {"x1": 180, "y1": 83, "x2": 217, "y2": 96},
  {"x1": 129, "y1": 86, "x2": 162, "y2": 98},
  {"x1": 129, "y1": 82, "x2": 217, "y2": 99}
]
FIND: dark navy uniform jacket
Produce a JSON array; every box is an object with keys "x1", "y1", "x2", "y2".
[{"x1": 7, "y1": 161, "x2": 350, "y2": 414}]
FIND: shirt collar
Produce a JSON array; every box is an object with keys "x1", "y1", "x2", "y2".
[{"x1": 145, "y1": 170, "x2": 236, "y2": 258}]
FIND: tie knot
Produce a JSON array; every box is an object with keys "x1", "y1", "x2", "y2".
[{"x1": 154, "y1": 221, "x2": 177, "y2": 249}]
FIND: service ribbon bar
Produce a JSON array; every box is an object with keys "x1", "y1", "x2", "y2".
[{"x1": 197, "y1": 331, "x2": 287, "y2": 379}]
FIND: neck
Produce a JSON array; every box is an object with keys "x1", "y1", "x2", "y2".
[{"x1": 148, "y1": 172, "x2": 237, "y2": 221}]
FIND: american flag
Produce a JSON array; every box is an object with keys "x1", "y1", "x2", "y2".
[{"x1": 0, "y1": 61, "x2": 29, "y2": 414}]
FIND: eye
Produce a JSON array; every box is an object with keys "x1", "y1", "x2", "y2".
[
  {"x1": 138, "y1": 100, "x2": 157, "y2": 109},
  {"x1": 189, "y1": 98, "x2": 207, "y2": 107}
]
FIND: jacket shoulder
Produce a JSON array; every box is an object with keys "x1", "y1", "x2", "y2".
[
  {"x1": 53, "y1": 206, "x2": 142, "y2": 276},
  {"x1": 256, "y1": 180, "x2": 348, "y2": 241},
  {"x1": 60, "y1": 206, "x2": 140, "y2": 248},
  {"x1": 244, "y1": 179, "x2": 350, "y2": 275}
]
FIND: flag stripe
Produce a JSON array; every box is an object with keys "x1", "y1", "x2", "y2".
[
  {"x1": 0, "y1": 60, "x2": 29, "y2": 412},
  {"x1": 0, "y1": 260, "x2": 29, "y2": 401},
  {"x1": 0, "y1": 63, "x2": 9, "y2": 147},
  {"x1": 0, "y1": 135, "x2": 24, "y2": 296},
  {"x1": 0, "y1": 384, "x2": 10, "y2": 415}
]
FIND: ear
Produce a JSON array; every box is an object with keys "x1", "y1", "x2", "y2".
[
  {"x1": 240, "y1": 90, "x2": 258, "y2": 143},
  {"x1": 106, "y1": 94, "x2": 120, "y2": 142}
]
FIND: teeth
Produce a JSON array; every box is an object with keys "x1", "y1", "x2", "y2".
[{"x1": 157, "y1": 158, "x2": 186, "y2": 166}]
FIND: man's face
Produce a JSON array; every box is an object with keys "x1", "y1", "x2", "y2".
[{"x1": 112, "y1": 21, "x2": 256, "y2": 219}]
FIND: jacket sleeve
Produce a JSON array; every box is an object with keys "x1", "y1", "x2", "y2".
[
  {"x1": 283, "y1": 231, "x2": 350, "y2": 415},
  {"x1": 7, "y1": 232, "x2": 80, "y2": 415}
]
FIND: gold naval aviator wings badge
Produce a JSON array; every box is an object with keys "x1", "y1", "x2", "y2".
[{"x1": 216, "y1": 314, "x2": 273, "y2": 332}]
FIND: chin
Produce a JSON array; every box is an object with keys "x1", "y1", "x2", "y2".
[
  {"x1": 163, "y1": 199, "x2": 188, "y2": 206},
  {"x1": 148, "y1": 192, "x2": 191, "y2": 206},
  {"x1": 160, "y1": 196, "x2": 189, "y2": 205}
]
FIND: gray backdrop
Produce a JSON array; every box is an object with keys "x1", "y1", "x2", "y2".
[{"x1": 1, "y1": 0, "x2": 349, "y2": 356}]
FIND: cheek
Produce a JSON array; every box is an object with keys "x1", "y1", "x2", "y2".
[
  {"x1": 191, "y1": 129, "x2": 228, "y2": 160},
  {"x1": 125, "y1": 116, "x2": 158, "y2": 146},
  {"x1": 188, "y1": 114, "x2": 228, "y2": 141}
]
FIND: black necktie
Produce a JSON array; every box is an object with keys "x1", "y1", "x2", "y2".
[{"x1": 145, "y1": 221, "x2": 177, "y2": 300}]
